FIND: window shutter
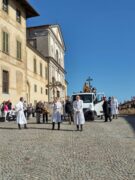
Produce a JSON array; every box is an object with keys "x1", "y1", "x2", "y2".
[
  {"x1": 2, "y1": 70, "x2": 9, "y2": 94},
  {"x1": 6, "y1": 33, "x2": 8, "y2": 53},
  {"x1": 3, "y1": 32, "x2": 5, "y2": 52},
  {"x1": 17, "y1": 41, "x2": 21, "y2": 60}
]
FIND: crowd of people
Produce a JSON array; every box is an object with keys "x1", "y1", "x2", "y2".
[
  {"x1": 0, "y1": 95, "x2": 119, "y2": 130},
  {"x1": 0, "y1": 100, "x2": 15, "y2": 122},
  {"x1": 0, "y1": 100, "x2": 36, "y2": 122}
]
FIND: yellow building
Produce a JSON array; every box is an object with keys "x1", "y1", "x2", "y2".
[
  {"x1": 27, "y1": 44, "x2": 48, "y2": 104},
  {"x1": 0, "y1": 0, "x2": 48, "y2": 105}
]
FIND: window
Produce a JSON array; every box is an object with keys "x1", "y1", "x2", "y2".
[
  {"x1": 2, "y1": 0, "x2": 8, "y2": 12},
  {"x1": 94, "y1": 94, "x2": 105, "y2": 104},
  {"x1": 2, "y1": 31, "x2": 9, "y2": 53},
  {"x1": 2, "y1": 70, "x2": 9, "y2": 94},
  {"x1": 51, "y1": 46, "x2": 53, "y2": 53},
  {"x1": 34, "y1": 85, "x2": 37, "y2": 92},
  {"x1": 57, "y1": 91, "x2": 60, "y2": 98},
  {"x1": 40, "y1": 63, "x2": 42, "y2": 76},
  {"x1": 16, "y1": 40, "x2": 21, "y2": 60},
  {"x1": 34, "y1": 100, "x2": 37, "y2": 106},
  {"x1": 56, "y1": 50, "x2": 59, "y2": 62},
  {"x1": 33, "y1": 59, "x2": 37, "y2": 73},
  {"x1": 45, "y1": 89, "x2": 48, "y2": 95},
  {"x1": 41, "y1": 87, "x2": 43, "y2": 94},
  {"x1": 16, "y1": 9, "x2": 21, "y2": 23},
  {"x1": 45, "y1": 67, "x2": 48, "y2": 80},
  {"x1": 58, "y1": 59, "x2": 60, "y2": 65},
  {"x1": 72, "y1": 94, "x2": 93, "y2": 103}
]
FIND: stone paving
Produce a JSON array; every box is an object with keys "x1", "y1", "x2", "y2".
[{"x1": 0, "y1": 115, "x2": 135, "y2": 180}]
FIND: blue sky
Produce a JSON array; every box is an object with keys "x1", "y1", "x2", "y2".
[{"x1": 28, "y1": 0, "x2": 135, "y2": 102}]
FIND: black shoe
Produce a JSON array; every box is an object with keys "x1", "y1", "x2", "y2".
[
  {"x1": 76, "y1": 125, "x2": 79, "y2": 131},
  {"x1": 80, "y1": 125, "x2": 83, "y2": 131},
  {"x1": 58, "y1": 122, "x2": 60, "y2": 130},
  {"x1": 52, "y1": 122, "x2": 55, "y2": 130},
  {"x1": 24, "y1": 124, "x2": 28, "y2": 129},
  {"x1": 18, "y1": 124, "x2": 21, "y2": 129}
]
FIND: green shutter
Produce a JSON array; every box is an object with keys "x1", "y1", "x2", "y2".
[
  {"x1": 17, "y1": 41, "x2": 21, "y2": 60},
  {"x1": 45, "y1": 67, "x2": 48, "y2": 80},
  {"x1": 17, "y1": 41, "x2": 18, "y2": 58},
  {"x1": 6, "y1": 33, "x2": 8, "y2": 53},
  {"x1": 20, "y1": 43, "x2": 22, "y2": 59},
  {"x1": 3, "y1": 32, "x2": 5, "y2": 52},
  {"x1": 2, "y1": 32, "x2": 9, "y2": 53}
]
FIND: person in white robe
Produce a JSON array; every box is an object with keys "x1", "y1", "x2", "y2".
[
  {"x1": 16, "y1": 97, "x2": 27, "y2": 129},
  {"x1": 111, "y1": 96, "x2": 119, "y2": 119},
  {"x1": 73, "y1": 95, "x2": 85, "y2": 131},
  {"x1": 52, "y1": 98, "x2": 62, "y2": 130}
]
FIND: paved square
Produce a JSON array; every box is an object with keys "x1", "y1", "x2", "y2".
[{"x1": 0, "y1": 116, "x2": 135, "y2": 180}]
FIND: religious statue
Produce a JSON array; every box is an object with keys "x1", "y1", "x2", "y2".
[{"x1": 83, "y1": 82, "x2": 91, "y2": 92}]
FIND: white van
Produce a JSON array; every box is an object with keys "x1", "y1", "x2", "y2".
[{"x1": 71, "y1": 92, "x2": 105, "y2": 120}]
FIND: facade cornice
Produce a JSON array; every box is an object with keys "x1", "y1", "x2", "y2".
[
  {"x1": 46, "y1": 56, "x2": 67, "y2": 74},
  {"x1": 48, "y1": 27, "x2": 66, "y2": 51}
]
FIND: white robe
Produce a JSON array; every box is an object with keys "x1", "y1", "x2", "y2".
[
  {"x1": 111, "y1": 98, "x2": 119, "y2": 115},
  {"x1": 16, "y1": 101, "x2": 27, "y2": 125},
  {"x1": 52, "y1": 101, "x2": 62, "y2": 123},
  {"x1": 73, "y1": 100, "x2": 85, "y2": 125}
]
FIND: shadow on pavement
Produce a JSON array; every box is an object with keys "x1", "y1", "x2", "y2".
[
  {"x1": 28, "y1": 122, "x2": 52, "y2": 125},
  {"x1": 0, "y1": 126, "x2": 76, "y2": 131},
  {"x1": 91, "y1": 120, "x2": 105, "y2": 123},
  {"x1": 120, "y1": 115, "x2": 135, "y2": 133},
  {"x1": 0, "y1": 127, "x2": 18, "y2": 130},
  {"x1": 29, "y1": 127, "x2": 76, "y2": 131}
]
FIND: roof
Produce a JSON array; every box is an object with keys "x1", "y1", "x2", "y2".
[
  {"x1": 27, "y1": 43, "x2": 48, "y2": 63},
  {"x1": 72, "y1": 93, "x2": 95, "y2": 95},
  {"x1": 27, "y1": 24, "x2": 51, "y2": 30},
  {"x1": 27, "y1": 24, "x2": 66, "y2": 50},
  {"x1": 19, "y1": 0, "x2": 39, "y2": 18}
]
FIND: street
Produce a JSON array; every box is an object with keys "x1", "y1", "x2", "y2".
[{"x1": 0, "y1": 115, "x2": 135, "y2": 180}]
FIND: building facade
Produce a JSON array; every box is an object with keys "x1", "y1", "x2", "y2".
[
  {"x1": 27, "y1": 25, "x2": 67, "y2": 102},
  {"x1": 0, "y1": 0, "x2": 48, "y2": 105},
  {"x1": 26, "y1": 44, "x2": 48, "y2": 104}
]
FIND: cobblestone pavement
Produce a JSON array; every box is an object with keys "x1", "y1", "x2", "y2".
[{"x1": 0, "y1": 115, "x2": 135, "y2": 180}]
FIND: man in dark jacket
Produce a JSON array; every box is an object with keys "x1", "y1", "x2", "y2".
[
  {"x1": 108, "y1": 97, "x2": 112, "y2": 120},
  {"x1": 35, "y1": 101, "x2": 43, "y2": 124},
  {"x1": 102, "y1": 97, "x2": 112, "y2": 122},
  {"x1": 65, "y1": 96, "x2": 74, "y2": 124}
]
